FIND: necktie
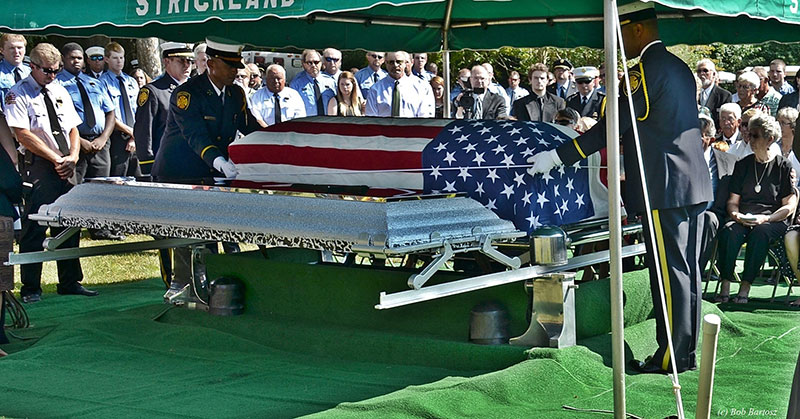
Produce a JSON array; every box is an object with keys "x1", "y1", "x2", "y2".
[
  {"x1": 372, "y1": 72, "x2": 379, "y2": 84},
  {"x1": 274, "y1": 92, "x2": 282, "y2": 124},
  {"x1": 537, "y1": 96, "x2": 544, "y2": 121},
  {"x1": 313, "y1": 79, "x2": 323, "y2": 115},
  {"x1": 581, "y1": 96, "x2": 587, "y2": 107},
  {"x1": 14, "y1": 68, "x2": 21, "y2": 83},
  {"x1": 75, "y1": 75, "x2": 96, "y2": 128},
  {"x1": 391, "y1": 80, "x2": 401, "y2": 117},
  {"x1": 41, "y1": 87, "x2": 71, "y2": 155},
  {"x1": 707, "y1": 153, "x2": 718, "y2": 210},
  {"x1": 558, "y1": 85, "x2": 565, "y2": 99},
  {"x1": 474, "y1": 95, "x2": 483, "y2": 119},
  {"x1": 117, "y1": 76, "x2": 133, "y2": 125},
  {"x1": 417, "y1": 72, "x2": 425, "y2": 80}
]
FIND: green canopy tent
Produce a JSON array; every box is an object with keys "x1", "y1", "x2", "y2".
[
  {"x1": 2, "y1": 0, "x2": 800, "y2": 51},
  {"x1": 3, "y1": 1, "x2": 799, "y2": 417}
]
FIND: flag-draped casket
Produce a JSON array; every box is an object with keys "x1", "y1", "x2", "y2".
[{"x1": 229, "y1": 117, "x2": 610, "y2": 234}]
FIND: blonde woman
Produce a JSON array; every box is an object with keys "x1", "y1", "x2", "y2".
[{"x1": 327, "y1": 71, "x2": 365, "y2": 116}]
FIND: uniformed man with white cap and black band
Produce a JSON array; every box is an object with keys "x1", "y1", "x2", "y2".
[
  {"x1": 84, "y1": 46, "x2": 105, "y2": 79},
  {"x1": 153, "y1": 37, "x2": 260, "y2": 300}
]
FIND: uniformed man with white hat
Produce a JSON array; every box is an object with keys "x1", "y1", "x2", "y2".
[
  {"x1": 84, "y1": 46, "x2": 105, "y2": 79},
  {"x1": 566, "y1": 66, "x2": 605, "y2": 119}
]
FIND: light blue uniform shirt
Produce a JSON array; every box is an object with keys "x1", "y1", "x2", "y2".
[
  {"x1": 0, "y1": 59, "x2": 31, "y2": 106},
  {"x1": 355, "y1": 67, "x2": 387, "y2": 95},
  {"x1": 99, "y1": 70, "x2": 139, "y2": 126},
  {"x1": 411, "y1": 69, "x2": 434, "y2": 83},
  {"x1": 288, "y1": 71, "x2": 335, "y2": 117},
  {"x1": 57, "y1": 70, "x2": 115, "y2": 137}
]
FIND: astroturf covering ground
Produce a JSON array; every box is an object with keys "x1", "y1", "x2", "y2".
[{"x1": 0, "y1": 250, "x2": 798, "y2": 418}]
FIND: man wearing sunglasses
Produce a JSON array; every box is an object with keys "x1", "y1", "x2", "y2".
[
  {"x1": 4, "y1": 43, "x2": 96, "y2": 302},
  {"x1": 355, "y1": 51, "x2": 387, "y2": 96},
  {"x1": 322, "y1": 48, "x2": 342, "y2": 82},
  {"x1": 85, "y1": 46, "x2": 105, "y2": 79},
  {"x1": 289, "y1": 49, "x2": 335, "y2": 116},
  {"x1": 566, "y1": 66, "x2": 605, "y2": 120}
]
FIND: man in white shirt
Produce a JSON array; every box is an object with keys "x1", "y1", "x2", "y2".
[
  {"x1": 505, "y1": 70, "x2": 529, "y2": 117},
  {"x1": 249, "y1": 64, "x2": 306, "y2": 127},
  {"x1": 365, "y1": 51, "x2": 434, "y2": 118}
]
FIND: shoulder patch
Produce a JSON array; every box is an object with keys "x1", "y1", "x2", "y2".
[
  {"x1": 138, "y1": 87, "x2": 150, "y2": 107},
  {"x1": 623, "y1": 70, "x2": 642, "y2": 96},
  {"x1": 4, "y1": 91, "x2": 15, "y2": 105},
  {"x1": 176, "y1": 91, "x2": 191, "y2": 110}
]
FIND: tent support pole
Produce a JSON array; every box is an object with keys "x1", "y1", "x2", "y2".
[
  {"x1": 604, "y1": 1, "x2": 626, "y2": 418},
  {"x1": 442, "y1": 0, "x2": 454, "y2": 117}
]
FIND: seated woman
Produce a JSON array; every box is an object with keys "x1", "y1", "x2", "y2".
[
  {"x1": 327, "y1": 71, "x2": 365, "y2": 117},
  {"x1": 777, "y1": 106, "x2": 800, "y2": 184},
  {"x1": 716, "y1": 114, "x2": 797, "y2": 304}
]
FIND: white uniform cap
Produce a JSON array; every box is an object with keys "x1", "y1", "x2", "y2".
[
  {"x1": 573, "y1": 66, "x2": 600, "y2": 80},
  {"x1": 86, "y1": 46, "x2": 104, "y2": 57}
]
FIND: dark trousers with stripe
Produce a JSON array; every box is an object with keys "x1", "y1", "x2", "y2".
[
  {"x1": 641, "y1": 203, "x2": 705, "y2": 372},
  {"x1": 716, "y1": 220, "x2": 788, "y2": 284}
]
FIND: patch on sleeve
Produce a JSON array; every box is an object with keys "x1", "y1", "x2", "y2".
[
  {"x1": 622, "y1": 70, "x2": 642, "y2": 96},
  {"x1": 176, "y1": 91, "x2": 191, "y2": 110},
  {"x1": 4, "y1": 92, "x2": 15, "y2": 105},
  {"x1": 137, "y1": 87, "x2": 150, "y2": 107}
]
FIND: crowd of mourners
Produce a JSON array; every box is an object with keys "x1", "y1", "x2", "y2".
[{"x1": 1, "y1": 32, "x2": 800, "y2": 355}]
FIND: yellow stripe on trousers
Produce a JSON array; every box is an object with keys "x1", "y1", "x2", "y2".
[{"x1": 652, "y1": 209, "x2": 673, "y2": 371}]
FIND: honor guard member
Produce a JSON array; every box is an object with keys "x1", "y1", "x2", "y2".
[
  {"x1": 85, "y1": 46, "x2": 106, "y2": 79},
  {"x1": 566, "y1": 66, "x2": 605, "y2": 120},
  {"x1": 152, "y1": 37, "x2": 260, "y2": 299},
  {"x1": 134, "y1": 42, "x2": 193, "y2": 176},
  {"x1": 365, "y1": 51, "x2": 435, "y2": 118},
  {"x1": 527, "y1": 2, "x2": 711, "y2": 374},
  {"x1": 547, "y1": 58, "x2": 577, "y2": 100},
  {"x1": 289, "y1": 49, "x2": 336, "y2": 116},
  {"x1": 57, "y1": 43, "x2": 116, "y2": 183},
  {"x1": 100, "y1": 42, "x2": 141, "y2": 178},
  {"x1": 249, "y1": 64, "x2": 306, "y2": 127},
  {"x1": 0, "y1": 34, "x2": 31, "y2": 105},
  {"x1": 4, "y1": 43, "x2": 98, "y2": 303}
]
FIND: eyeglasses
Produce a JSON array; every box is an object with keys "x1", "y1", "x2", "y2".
[
  {"x1": 696, "y1": 68, "x2": 711, "y2": 73},
  {"x1": 324, "y1": 57, "x2": 340, "y2": 62},
  {"x1": 509, "y1": 78, "x2": 520, "y2": 82},
  {"x1": 89, "y1": 56, "x2": 104, "y2": 61},
  {"x1": 304, "y1": 60, "x2": 321, "y2": 65},
  {"x1": 387, "y1": 60, "x2": 406, "y2": 65},
  {"x1": 576, "y1": 79, "x2": 592, "y2": 84},
  {"x1": 235, "y1": 74, "x2": 248, "y2": 79},
  {"x1": 555, "y1": 119, "x2": 572, "y2": 126},
  {"x1": 32, "y1": 63, "x2": 62, "y2": 75},
  {"x1": 369, "y1": 54, "x2": 384, "y2": 60}
]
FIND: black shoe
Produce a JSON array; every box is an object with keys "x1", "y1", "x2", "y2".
[
  {"x1": 57, "y1": 284, "x2": 99, "y2": 297},
  {"x1": 21, "y1": 292, "x2": 41, "y2": 303},
  {"x1": 630, "y1": 356, "x2": 695, "y2": 374}
]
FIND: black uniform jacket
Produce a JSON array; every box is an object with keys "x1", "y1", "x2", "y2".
[
  {"x1": 152, "y1": 74, "x2": 260, "y2": 181},
  {"x1": 556, "y1": 41, "x2": 712, "y2": 213},
  {"x1": 134, "y1": 74, "x2": 178, "y2": 173},
  {"x1": 566, "y1": 89, "x2": 606, "y2": 119}
]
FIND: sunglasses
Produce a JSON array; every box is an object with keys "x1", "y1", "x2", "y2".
[
  {"x1": 696, "y1": 68, "x2": 711, "y2": 73},
  {"x1": 555, "y1": 119, "x2": 572, "y2": 126},
  {"x1": 369, "y1": 54, "x2": 384, "y2": 59},
  {"x1": 576, "y1": 79, "x2": 592, "y2": 84},
  {"x1": 89, "y1": 55, "x2": 104, "y2": 61},
  {"x1": 33, "y1": 63, "x2": 62, "y2": 75},
  {"x1": 304, "y1": 60, "x2": 321, "y2": 65},
  {"x1": 324, "y1": 57, "x2": 340, "y2": 62}
]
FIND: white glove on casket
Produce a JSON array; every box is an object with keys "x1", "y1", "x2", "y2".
[
  {"x1": 526, "y1": 149, "x2": 562, "y2": 176},
  {"x1": 213, "y1": 156, "x2": 239, "y2": 178}
]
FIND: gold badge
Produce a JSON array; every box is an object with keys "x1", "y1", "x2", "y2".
[
  {"x1": 137, "y1": 88, "x2": 150, "y2": 107},
  {"x1": 623, "y1": 70, "x2": 642, "y2": 96},
  {"x1": 176, "y1": 91, "x2": 191, "y2": 110}
]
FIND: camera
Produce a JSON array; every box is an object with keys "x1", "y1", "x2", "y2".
[{"x1": 457, "y1": 88, "x2": 475, "y2": 110}]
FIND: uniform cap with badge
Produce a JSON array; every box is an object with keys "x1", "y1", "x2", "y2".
[
  {"x1": 161, "y1": 42, "x2": 195, "y2": 60},
  {"x1": 573, "y1": 66, "x2": 599, "y2": 83},
  {"x1": 618, "y1": 1, "x2": 657, "y2": 26},
  {"x1": 86, "y1": 46, "x2": 104, "y2": 59},
  {"x1": 205, "y1": 37, "x2": 245, "y2": 69},
  {"x1": 552, "y1": 58, "x2": 573, "y2": 71}
]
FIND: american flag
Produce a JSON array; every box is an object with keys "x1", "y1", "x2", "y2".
[{"x1": 229, "y1": 116, "x2": 605, "y2": 232}]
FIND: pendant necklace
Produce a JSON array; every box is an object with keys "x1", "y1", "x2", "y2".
[{"x1": 754, "y1": 158, "x2": 768, "y2": 193}]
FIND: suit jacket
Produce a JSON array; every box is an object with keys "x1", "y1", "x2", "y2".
[
  {"x1": 699, "y1": 85, "x2": 732, "y2": 129},
  {"x1": 152, "y1": 74, "x2": 261, "y2": 182},
  {"x1": 479, "y1": 91, "x2": 507, "y2": 119},
  {"x1": 557, "y1": 42, "x2": 712, "y2": 213},
  {"x1": 134, "y1": 75, "x2": 179, "y2": 175},
  {"x1": 779, "y1": 90, "x2": 799, "y2": 111},
  {"x1": 709, "y1": 148, "x2": 737, "y2": 218},
  {"x1": 566, "y1": 89, "x2": 605, "y2": 119},
  {"x1": 513, "y1": 92, "x2": 565, "y2": 123},
  {"x1": 547, "y1": 80, "x2": 577, "y2": 100}
]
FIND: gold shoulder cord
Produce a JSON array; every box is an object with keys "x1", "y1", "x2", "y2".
[{"x1": 637, "y1": 62, "x2": 650, "y2": 121}]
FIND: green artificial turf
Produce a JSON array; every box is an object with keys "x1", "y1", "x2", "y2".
[{"x1": 0, "y1": 249, "x2": 798, "y2": 418}]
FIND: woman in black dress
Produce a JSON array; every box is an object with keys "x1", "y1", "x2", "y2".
[{"x1": 715, "y1": 114, "x2": 797, "y2": 304}]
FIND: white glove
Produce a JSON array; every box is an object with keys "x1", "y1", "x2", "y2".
[
  {"x1": 526, "y1": 149, "x2": 562, "y2": 176},
  {"x1": 213, "y1": 156, "x2": 238, "y2": 178}
]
